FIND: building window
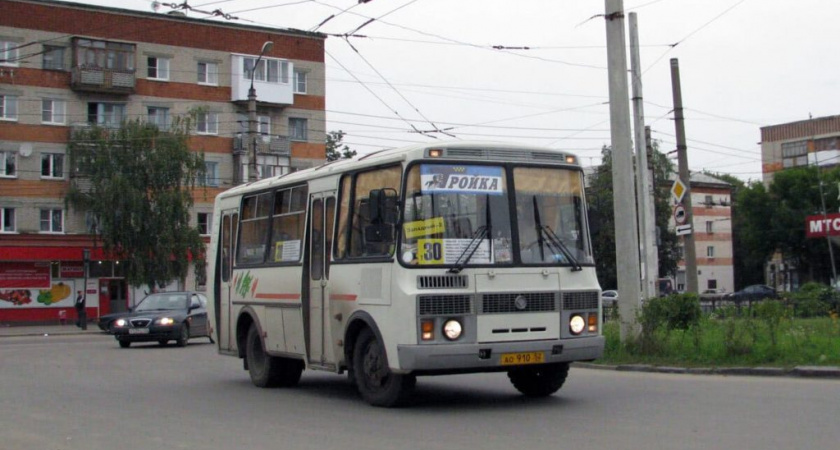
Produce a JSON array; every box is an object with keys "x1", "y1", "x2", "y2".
[
  {"x1": 42, "y1": 45, "x2": 65, "y2": 70},
  {"x1": 0, "y1": 94, "x2": 18, "y2": 120},
  {"x1": 1, "y1": 208, "x2": 14, "y2": 232},
  {"x1": 147, "y1": 56, "x2": 170, "y2": 80},
  {"x1": 706, "y1": 246, "x2": 715, "y2": 258},
  {"x1": 707, "y1": 279, "x2": 717, "y2": 289},
  {"x1": 197, "y1": 213, "x2": 212, "y2": 235},
  {"x1": 294, "y1": 70, "x2": 307, "y2": 94},
  {"x1": 705, "y1": 221, "x2": 713, "y2": 234},
  {"x1": 42, "y1": 99, "x2": 66, "y2": 125},
  {"x1": 704, "y1": 195, "x2": 713, "y2": 208},
  {"x1": 781, "y1": 140, "x2": 808, "y2": 168},
  {"x1": 196, "y1": 111, "x2": 218, "y2": 135},
  {"x1": 1, "y1": 150, "x2": 16, "y2": 177},
  {"x1": 243, "y1": 58, "x2": 289, "y2": 84},
  {"x1": 88, "y1": 102, "x2": 126, "y2": 128},
  {"x1": 41, "y1": 153, "x2": 64, "y2": 179},
  {"x1": 0, "y1": 41, "x2": 19, "y2": 67},
  {"x1": 199, "y1": 161, "x2": 219, "y2": 187},
  {"x1": 147, "y1": 107, "x2": 170, "y2": 130},
  {"x1": 257, "y1": 154, "x2": 288, "y2": 179},
  {"x1": 40, "y1": 209, "x2": 63, "y2": 233},
  {"x1": 197, "y1": 61, "x2": 218, "y2": 85},
  {"x1": 289, "y1": 118, "x2": 307, "y2": 141}
]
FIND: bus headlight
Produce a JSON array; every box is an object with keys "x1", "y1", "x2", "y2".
[
  {"x1": 442, "y1": 319, "x2": 463, "y2": 340},
  {"x1": 569, "y1": 314, "x2": 585, "y2": 335}
]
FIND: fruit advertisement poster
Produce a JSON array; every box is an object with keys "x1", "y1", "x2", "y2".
[{"x1": 0, "y1": 281, "x2": 76, "y2": 308}]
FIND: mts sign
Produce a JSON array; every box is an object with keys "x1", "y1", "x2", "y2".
[{"x1": 806, "y1": 213, "x2": 840, "y2": 238}]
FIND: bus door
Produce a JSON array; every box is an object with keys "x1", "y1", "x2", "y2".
[
  {"x1": 218, "y1": 209, "x2": 238, "y2": 351},
  {"x1": 307, "y1": 192, "x2": 336, "y2": 365}
]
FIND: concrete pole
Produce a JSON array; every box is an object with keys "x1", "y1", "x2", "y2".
[
  {"x1": 605, "y1": 0, "x2": 642, "y2": 340},
  {"x1": 248, "y1": 87, "x2": 258, "y2": 182},
  {"x1": 645, "y1": 126, "x2": 660, "y2": 295},
  {"x1": 629, "y1": 12, "x2": 658, "y2": 300},
  {"x1": 670, "y1": 58, "x2": 698, "y2": 293}
]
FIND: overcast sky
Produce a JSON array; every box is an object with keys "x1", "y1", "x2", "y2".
[{"x1": 61, "y1": 0, "x2": 840, "y2": 181}]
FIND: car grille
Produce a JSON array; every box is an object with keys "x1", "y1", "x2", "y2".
[
  {"x1": 130, "y1": 319, "x2": 151, "y2": 327},
  {"x1": 562, "y1": 291, "x2": 599, "y2": 310},
  {"x1": 481, "y1": 292, "x2": 557, "y2": 314},
  {"x1": 418, "y1": 295, "x2": 473, "y2": 316}
]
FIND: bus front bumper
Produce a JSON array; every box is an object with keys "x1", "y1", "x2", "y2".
[{"x1": 396, "y1": 335, "x2": 604, "y2": 373}]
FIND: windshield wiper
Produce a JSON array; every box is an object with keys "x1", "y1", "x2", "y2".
[
  {"x1": 532, "y1": 195, "x2": 582, "y2": 271},
  {"x1": 448, "y1": 225, "x2": 489, "y2": 274}
]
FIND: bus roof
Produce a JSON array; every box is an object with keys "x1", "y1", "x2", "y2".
[{"x1": 217, "y1": 140, "x2": 582, "y2": 199}]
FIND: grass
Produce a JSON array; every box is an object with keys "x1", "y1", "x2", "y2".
[{"x1": 597, "y1": 315, "x2": 840, "y2": 368}]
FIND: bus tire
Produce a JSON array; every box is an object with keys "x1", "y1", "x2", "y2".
[
  {"x1": 353, "y1": 328, "x2": 414, "y2": 407},
  {"x1": 246, "y1": 324, "x2": 303, "y2": 388},
  {"x1": 507, "y1": 362, "x2": 570, "y2": 397}
]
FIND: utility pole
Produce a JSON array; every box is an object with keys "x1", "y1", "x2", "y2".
[
  {"x1": 645, "y1": 126, "x2": 659, "y2": 294},
  {"x1": 248, "y1": 41, "x2": 274, "y2": 183},
  {"x1": 605, "y1": 0, "x2": 642, "y2": 340},
  {"x1": 629, "y1": 12, "x2": 658, "y2": 300},
  {"x1": 670, "y1": 58, "x2": 698, "y2": 293}
]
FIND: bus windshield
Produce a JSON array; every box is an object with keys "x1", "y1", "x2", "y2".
[{"x1": 400, "y1": 163, "x2": 593, "y2": 267}]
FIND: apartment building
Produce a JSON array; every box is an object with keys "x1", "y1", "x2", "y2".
[
  {"x1": 669, "y1": 172, "x2": 735, "y2": 293},
  {"x1": 0, "y1": 0, "x2": 326, "y2": 323}
]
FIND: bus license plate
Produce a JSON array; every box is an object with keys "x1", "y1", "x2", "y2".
[
  {"x1": 500, "y1": 351, "x2": 545, "y2": 366},
  {"x1": 129, "y1": 328, "x2": 149, "y2": 335}
]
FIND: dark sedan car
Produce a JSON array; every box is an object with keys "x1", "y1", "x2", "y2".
[
  {"x1": 726, "y1": 284, "x2": 778, "y2": 303},
  {"x1": 110, "y1": 291, "x2": 213, "y2": 348}
]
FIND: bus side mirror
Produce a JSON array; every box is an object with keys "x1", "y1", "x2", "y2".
[
  {"x1": 368, "y1": 189, "x2": 399, "y2": 224},
  {"x1": 368, "y1": 189, "x2": 383, "y2": 223}
]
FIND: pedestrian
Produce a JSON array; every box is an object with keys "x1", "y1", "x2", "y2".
[{"x1": 74, "y1": 290, "x2": 86, "y2": 330}]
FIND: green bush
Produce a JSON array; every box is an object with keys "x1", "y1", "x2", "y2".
[{"x1": 789, "y1": 282, "x2": 837, "y2": 318}]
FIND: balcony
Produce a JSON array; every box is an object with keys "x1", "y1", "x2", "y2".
[
  {"x1": 230, "y1": 54, "x2": 294, "y2": 105},
  {"x1": 234, "y1": 135, "x2": 291, "y2": 157},
  {"x1": 70, "y1": 38, "x2": 136, "y2": 95}
]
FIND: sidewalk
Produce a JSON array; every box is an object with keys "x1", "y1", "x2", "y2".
[{"x1": 0, "y1": 323, "x2": 106, "y2": 338}]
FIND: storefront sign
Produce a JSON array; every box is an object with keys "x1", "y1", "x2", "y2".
[
  {"x1": 0, "y1": 262, "x2": 51, "y2": 289},
  {"x1": 806, "y1": 213, "x2": 840, "y2": 238},
  {"x1": 420, "y1": 165, "x2": 504, "y2": 195},
  {"x1": 60, "y1": 262, "x2": 84, "y2": 278}
]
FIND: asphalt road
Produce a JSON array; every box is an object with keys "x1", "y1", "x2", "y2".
[{"x1": 1, "y1": 333, "x2": 838, "y2": 450}]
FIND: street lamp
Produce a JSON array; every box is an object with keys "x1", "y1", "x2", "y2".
[
  {"x1": 82, "y1": 248, "x2": 90, "y2": 330},
  {"x1": 248, "y1": 40, "x2": 274, "y2": 182}
]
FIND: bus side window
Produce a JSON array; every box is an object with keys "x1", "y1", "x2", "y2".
[{"x1": 345, "y1": 165, "x2": 402, "y2": 258}]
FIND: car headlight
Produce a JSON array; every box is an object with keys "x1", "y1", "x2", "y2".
[
  {"x1": 442, "y1": 319, "x2": 463, "y2": 340},
  {"x1": 115, "y1": 318, "x2": 127, "y2": 327},
  {"x1": 157, "y1": 317, "x2": 175, "y2": 326},
  {"x1": 569, "y1": 314, "x2": 585, "y2": 335}
]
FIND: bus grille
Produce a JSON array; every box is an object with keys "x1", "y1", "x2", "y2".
[
  {"x1": 481, "y1": 292, "x2": 557, "y2": 314},
  {"x1": 417, "y1": 275, "x2": 469, "y2": 289},
  {"x1": 563, "y1": 291, "x2": 599, "y2": 310},
  {"x1": 418, "y1": 295, "x2": 473, "y2": 316}
]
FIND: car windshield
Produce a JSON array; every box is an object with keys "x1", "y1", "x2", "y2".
[
  {"x1": 135, "y1": 293, "x2": 188, "y2": 311},
  {"x1": 400, "y1": 163, "x2": 593, "y2": 267}
]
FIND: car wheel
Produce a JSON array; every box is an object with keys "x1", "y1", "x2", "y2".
[
  {"x1": 245, "y1": 324, "x2": 303, "y2": 388},
  {"x1": 158, "y1": 340, "x2": 168, "y2": 346},
  {"x1": 176, "y1": 325, "x2": 190, "y2": 347},
  {"x1": 352, "y1": 328, "x2": 414, "y2": 407},
  {"x1": 118, "y1": 339, "x2": 131, "y2": 348},
  {"x1": 508, "y1": 362, "x2": 570, "y2": 397}
]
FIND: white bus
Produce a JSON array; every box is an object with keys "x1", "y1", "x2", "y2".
[{"x1": 207, "y1": 141, "x2": 604, "y2": 407}]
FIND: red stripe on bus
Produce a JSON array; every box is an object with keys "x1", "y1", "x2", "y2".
[
  {"x1": 254, "y1": 293, "x2": 301, "y2": 300},
  {"x1": 330, "y1": 294, "x2": 357, "y2": 301}
]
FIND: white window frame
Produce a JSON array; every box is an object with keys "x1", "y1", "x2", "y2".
[
  {"x1": 1, "y1": 150, "x2": 16, "y2": 177},
  {"x1": 41, "y1": 152, "x2": 64, "y2": 179},
  {"x1": 706, "y1": 246, "x2": 715, "y2": 258},
  {"x1": 147, "y1": 56, "x2": 170, "y2": 81},
  {"x1": 40, "y1": 208, "x2": 64, "y2": 233},
  {"x1": 0, "y1": 94, "x2": 18, "y2": 121},
  {"x1": 89, "y1": 102, "x2": 126, "y2": 128},
  {"x1": 1, "y1": 207, "x2": 15, "y2": 233},
  {"x1": 244, "y1": 57, "x2": 289, "y2": 84},
  {"x1": 196, "y1": 111, "x2": 219, "y2": 135},
  {"x1": 197, "y1": 212, "x2": 212, "y2": 235},
  {"x1": 294, "y1": 70, "x2": 307, "y2": 94},
  {"x1": 1, "y1": 41, "x2": 19, "y2": 67},
  {"x1": 705, "y1": 221, "x2": 713, "y2": 234},
  {"x1": 200, "y1": 161, "x2": 219, "y2": 187},
  {"x1": 42, "y1": 99, "x2": 66, "y2": 125},
  {"x1": 42, "y1": 45, "x2": 65, "y2": 70},
  {"x1": 289, "y1": 117, "x2": 307, "y2": 141},
  {"x1": 197, "y1": 61, "x2": 218, "y2": 85},
  {"x1": 147, "y1": 106, "x2": 170, "y2": 130}
]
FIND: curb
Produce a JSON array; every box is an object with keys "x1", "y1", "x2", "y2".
[{"x1": 572, "y1": 362, "x2": 840, "y2": 379}]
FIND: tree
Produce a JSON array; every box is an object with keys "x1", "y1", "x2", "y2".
[
  {"x1": 66, "y1": 116, "x2": 206, "y2": 289},
  {"x1": 325, "y1": 130, "x2": 357, "y2": 161},
  {"x1": 587, "y1": 143, "x2": 679, "y2": 291}
]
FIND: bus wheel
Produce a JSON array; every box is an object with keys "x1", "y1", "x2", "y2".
[
  {"x1": 507, "y1": 362, "x2": 570, "y2": 397},
  {"x1": 246, "y1": 324, "x2": 303, "y2": 388},
  {"x1": 352, "y1": 328, "x2": 414, "y2": 407}
]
